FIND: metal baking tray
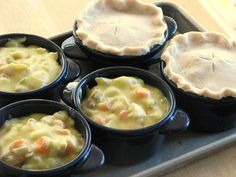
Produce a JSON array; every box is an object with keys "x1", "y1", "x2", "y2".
[{"x1": 50, "y1": 2, "x2": 236, "y2": 177}]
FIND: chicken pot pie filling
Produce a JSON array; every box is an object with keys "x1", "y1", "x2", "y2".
[
  {"x1": 81, "y1": 76, "x2": 169, "y2": 130},
  {"x1": 76, "y1": 0, "x2": 167, "y2": 56},
  {"x1": 162, "y1": 32, "x2": 236, "y2": 100},
  {"x1": 0, "y1": 111, "x2": 84, "y2": 169},
  {"x1": 0, "y1": 38, "x2": 61, "y2": 92}
]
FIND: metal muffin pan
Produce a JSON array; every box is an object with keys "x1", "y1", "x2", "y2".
[{"x1": 49, "y1": 2, "x2": 236, "y2": 177}]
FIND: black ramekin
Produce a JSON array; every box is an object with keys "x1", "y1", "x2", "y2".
[
  {"x1": 0, "y1": 99, "x2": 104, "y2": 177},
  {"x1": 160, "y1": 61, "x2": 236, "y2": 132},
  {"x1": 61, "y1": 16, "x2": 177, "y2": 66},
  {"x1": 61, "y1": 66, "x2": 190, "y2": 165},
  {"x1": 0, "y1": 33, "x2": 81, "y2": 108}
]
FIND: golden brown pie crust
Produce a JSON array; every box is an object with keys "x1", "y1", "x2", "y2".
[
  {"x1": 161, "y1": 31, "x2": 236, "y2": 100},
  {"x1": 76, "y1": 0, "x2": 167, "y2": 56}
]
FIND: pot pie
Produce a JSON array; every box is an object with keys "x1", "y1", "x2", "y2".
[
  {"x1": 0, "y1": 111, "x2": 84, "y2": 169},
  {"x1": 76, "y1": 0, "x2": 167, "y2": 56},
  {"x1": 81, "y1": 76, "x2": 169, "y2": 130},
  {"x1": 0, "y1": 38, "x2": 61, "y2": 92},
  {"x1": 162, "y1": 31, "x2": 236, "y2": 100}
]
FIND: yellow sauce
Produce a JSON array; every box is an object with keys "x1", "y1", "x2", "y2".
[
  {"x1": 0, "y1": 38, "x2": 61, "y2": 92},
  {"x1": 81, "y1": 76, "x2": 169, "y2": 130},
  {"x1": 0, "y1": 111, "x2": 84, "y2": 169}
]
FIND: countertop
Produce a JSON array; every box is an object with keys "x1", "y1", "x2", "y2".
[{"x1": 0, "y1": 0, "x2": 236, "y2": 177}]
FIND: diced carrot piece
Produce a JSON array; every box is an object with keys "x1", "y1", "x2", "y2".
[
  {"x1": 97, "y1": 102, "x2": 111, "y2": 111},
  {"x1": 9, "y1": 139, "x2": 27, "y2": 150},
  {"x1": 119, "y1": 110, "x2": 129, "y2": 121},
  {"x1": 95, "y1": 116, "x2": 107, "y2": 125},
  {"x1": 134, "y1": 88, "x2": 151, "y2": 99},
  {"x1": 65, "y1": 140, "x2": 74, "y2": 154},
  {"x1": 34, "y1": 136, "x2": 50, "y2": 154}
]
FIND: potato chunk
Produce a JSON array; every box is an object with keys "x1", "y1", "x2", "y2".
[{"x1": 0, "y1": 63, "x2": 27, "y2": 76}]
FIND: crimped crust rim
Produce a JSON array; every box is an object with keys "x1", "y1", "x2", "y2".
[
  {"x1": 75, "y1": 0, "x2": 167, "y2": 56},
  {"x1": 161, "y1": 31, "x2": 236, "y2": 100}
]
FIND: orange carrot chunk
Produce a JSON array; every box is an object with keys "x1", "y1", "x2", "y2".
[
  {"x1": 134, "y1": 88, "x2": 151, "y2": 99},
  {"x1": 9, "y1": 139, "x2": 27, "y2": 150},
  {"x1": 119, "y1": 110, "x2": 129, "y2": 121},
  {"x1": 34, "y1": 136, "x2": 50, "y2": 154},
  {"x1": 65, "y1": 140, "x2": 74, "y2": 154},
  {"x1": 97, "y1": 102, "x2": 111, "y2": 111}
]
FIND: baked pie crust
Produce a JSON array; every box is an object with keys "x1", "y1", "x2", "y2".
[
  {"x1": 76, "y1": 0, "x2": 167, "y2": 56},
  {"x1": 161, "y1": 31, "x2": 236, "y2": 100}
]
